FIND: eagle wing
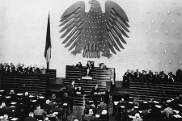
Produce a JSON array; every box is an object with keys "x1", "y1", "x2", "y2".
[
  {"x1": 102, "y1": 1, "x2": 129, "y2": 58},
  {"x1": 59, "y1": 1, "x2": 85, "y2": 55}
]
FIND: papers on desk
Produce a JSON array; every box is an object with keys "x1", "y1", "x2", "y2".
[
  {"x1": 101, "y1": 92, "x2": 105, "y2": 94},
  {"x1": 53, "y1": 112, "x2": 58, "y2": 115},
  {"x1": 9, "y1": 106, "x2": 16, "y2": 108},
  {"x1": 114, "y1": 101, "x2": 119, "y2": 105},
  {"x1": 154, "y1": 101, "x2": 159, "y2": 104},
  {"x1": 17, "y1": 93, "x2": 23, "y2": 96},
  {"x1": 47, "y1": 114, "x2": 56, "y2": 117},
  {"x1": 155, "y1": 105, "x2": 162, "y2": 108},
  {"x1": 31, "y1": 100, "x2": 37, "y2": 102},
  {"x1": 29, "y1": 95, "x2": 35, "y2": 98},
  {"x1": 5, "y1": 96, "x2": 11, "y2": 99},
  {"x1": 173, "y1": 114, "x2": 182, "y2": 118},
  {"x1": 82, "y1": 76, "x2": 92, "y2": 79},
  {"x1": 39, "y1": 96, "x2": 45, "y2": 99},
  {"x1": 128, "y1": 115, "x2": 135, "y2": 119},
  {"x1": 89, "y1": 101, "x2": 93, "y2": 103},
  {"x1": 139, "y1": 110, "x2": 142, "y2": 113},
  {"x1": 63, "y1": 103, "x2": 68, "y2": 106},
  {"x1": 178, "y1": 104, "x2": 182, "y2": 107},
  {"x1": 166, "y1": 99, "x2": 173, "y2": 103},
  {"x1": 76, "y1": 92, "x2": 81, "y2": 95},
  {"x1": 11, "y1": 118, "x2": 18, "y2": 121},
  {"x1": 129, "y1": 101, "x2": 134, "y2": 104},
  {"x1": 120, "y1": 106, "x2": 125, "y2": 108},
  {"x1": 0, "y1": 90, "x2": 4, "y2": 92},
  {"x1": 134, "y1": 106, "x2": 139, "y2": 109},
  {"x1": 173, "y1": 110, "x2": 179, "y2": 114},
  {"x1": 11, "y1": 102, "x2": 17, "y2": 105},
  {"x1": 143, "y1": 101, "x2": 148, "y2": 104},
  {"x1": 94, "y1": 92, "x2": 105, "y2": 95},
  {"x1": 95, "y1": 114, "x2": 100, "y2": 118}
]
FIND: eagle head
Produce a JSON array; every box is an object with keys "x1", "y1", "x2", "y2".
[{"x1": 89, "y1": 0, "x2": 96, "y2": 4}]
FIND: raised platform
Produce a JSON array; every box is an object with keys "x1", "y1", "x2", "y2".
[
  {"x1": 129, "y1": 79, "x2": 182, "y2": 101},
  {"x1": 63, "y1": 65, "x2": 115, "y2": 94}
]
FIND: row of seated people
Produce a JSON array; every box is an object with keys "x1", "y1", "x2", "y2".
[
  {"x1": 123, "y1": 69, "x2": 182, "y2": 88},
  {"x1": 0, "y1": 63, "x2": 46, "y2": 75},
  {"x1": 70, "y1": 61, "x2": 108, "y2": 75},
  {"x1": 72, "y1": 61, "x2": 108, "y2": 77},
  {"x1": 75, "y1": 61, "x2": 107, "y2": 70},
  {"x1": 113, "y1": 94, "x2": 182, "y2": 121},
  {"x1": 0, "y1": 89, "x2": 72, "y2": 121}
]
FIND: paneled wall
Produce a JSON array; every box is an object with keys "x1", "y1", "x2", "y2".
[{"x1": 0, "y1": 0, "x2": 182, "y2": 80}]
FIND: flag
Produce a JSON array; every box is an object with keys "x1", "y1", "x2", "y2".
[{"x1": 44, "y1": 14, "x2": 51, "y2": 65}]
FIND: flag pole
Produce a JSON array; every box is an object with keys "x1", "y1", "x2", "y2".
[
  {"x1": 47, "y1": 62, "x2": 49, "y2": 70},
  {"x1": 44, "y1": 13, "x2": 51, "y2": 71},
  {"x1": 47, "y1": 12, "x2": 50, "y2": 70}
]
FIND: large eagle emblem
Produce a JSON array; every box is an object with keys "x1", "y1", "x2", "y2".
[{"x1": 59, "y1": 0, "x2": 129, "y2": 58}]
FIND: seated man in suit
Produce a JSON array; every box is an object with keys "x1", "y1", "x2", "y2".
[
  {"x1": 123, "y1": 69, "x2": 132, "y2": 88},
  {"x1": 83, "y1": 109, "x2": 95, "y2": 121},
  {"x1": 159, "y1": 71, "x2": 167, "y2": 82},
  {"x1": 134, "y1": 69, "x2": 141, "y2": 79},
  {"x1": 22, "y1": 92, "x2": 30, "y2": 104},
  {"x1": 42, "y1": 99, "x2": 52, "y2": 114},
  {"x1": 91, "y1": 85, "x2": 100, "y2": 107},
  {"x1": 76, "y1": 86, "x2": 84, "y2": 95},
  {"x1": 0, "y1": 102, "x2": 12, "y2": 117},
  {"x1": 153, "y1": 72, "x2": 159, "y2": 82},
  {"x1": 69, "y1": 81, "x2": 76, "y2": 97},
  {"x1": 91, "y1": 84, "x2": 99, "y2": 97},
  {"x1": 86, "y1": 61, "x2": 94, "y2": 76},
  {"x1": 70, "y1": 81, "x2": 75, "y2": 90},
  {"x1": 117, "y1": 98, "x2": 126, "y2": 106},
  {"x1": 99, "y1": 100, "x2": 107, "y2": 110},
  {"x1": 24, "y1": 112, "x2": 37, "y2": 121},
  {"x1": 76, "y1": 62, "x2": 82, "y2": 69},
  {"x1": 8, "y1": 89, "x2": 17, "y2": 102},
  {"x1": 34, "y1": 104, "x2": 46, "y2": 116},
  {"x1": 167, "y1": 72, "x2": 175, "y2": 82}
]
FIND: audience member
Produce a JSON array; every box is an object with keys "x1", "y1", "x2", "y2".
[
  {"x1": 122, "y1": 69, "x2": 182, "y2": 83},
  {"x1": 99, "y1": 63, "x2": 106, "y2": 70},
  {"x1": 34, "y1": 104, "x2": 46, "y2": 116},
  {"x1": 167, "y1": 72, "x2": 175, "y2": 82},
  {"x1": 24, "y1": 112, "x2": 37, "y2": 121},
  {"x1": 123, "y1": 69, "x2": 132, "y2": 88},
  {"x1": 153, "y1": 72, "x2": 159, "y2": 82},
  {"x1": 134, "y1": 69, "x2": 141, "y2": 79},
  {"x1": 51, "y1": 94, "x2": 56, "y2": 101},
  {"x1": 91, "y1": 84, "x2": 99, "y2": 97},
  {"x1": 83, "y1": 109, "x2": 95, "y2": 121},
  {"x1": 42, "y1": 99, "x2": 52, "y2": 114},
  {"x1": 147, "y1": 70, "x2": 153, "y2": 81},
  {"x1": 176, "y1": 69, "x2": 182, "y2": 83},
  {"x1": 0, "y1": 63, "x2": 46, "y2": 74},
  {"x1": 76, "y1": 86, "x2": 84, "y2": 95},
  {"x1": 0, "y1": 102, "x2": 12, "y2": 117},
  {"x1": 99, "y1": 100, "x2": 107, "y2": 110},
  {"x1": 76, "y1": 62, "x2": 82, "y2": 68}
]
